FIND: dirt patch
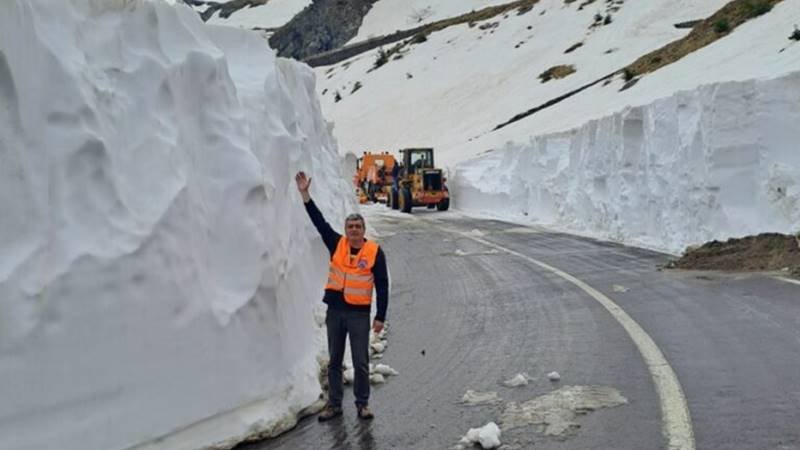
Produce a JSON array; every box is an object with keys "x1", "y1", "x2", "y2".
[
  {"x1": 667, "y1": 233, "x2": 800, "y2": 274},
  {"x1": 623, "y1": 0, "x2": 784, "y2": 79},
  {"x1": 539, "y1": 64, "x2": 577, "y2": 82}
]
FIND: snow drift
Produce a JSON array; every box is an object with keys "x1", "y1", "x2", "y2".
[
  {"x1": 453, "y1": 73, "x2": 800, "y2": 253},
  {"x1": 0, "y1": 1, "x2": 353, "y2": 450}
]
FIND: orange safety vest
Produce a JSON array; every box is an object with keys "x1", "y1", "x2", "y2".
[{"x1": 325, "y1": 237, "x2": 379, "y2": 306}]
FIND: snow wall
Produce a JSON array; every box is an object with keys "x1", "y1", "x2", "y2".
[
  {"x1": 0, "y1": 1, "x2": 356, "y2": 450},
  {"x1": 453, "y1": 72, "x2": 800, "y2": 254}
]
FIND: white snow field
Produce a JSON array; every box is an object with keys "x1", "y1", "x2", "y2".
[
  {"x1": 350, "y1": 0, "x2": 513, "y2": 43},
  {"x1": 0, "y1": 1, "x2": 355, "y2": 450},
  {"x1": 167, "y1": 0, "x2": 311, "y2": 30},
  {"x1": 317, "y1": 0, "x2": 800, "y2": 253},
  {"x1": 205, "y1": 0, "x2": 312, "y2": 30}
]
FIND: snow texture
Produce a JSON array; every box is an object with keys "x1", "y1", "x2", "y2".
[
  {"x1": 461, "y1": 390, "x2": 502, "y2": 406},
  {"x1": 453, "y1": 73, "x2": 800, "y2": 254},
  {"x1": 459, "y1": 421, "x2": 502, "y2": 449},
  {"x1": 0, "y1": 1, "x2": 354, "y2": 450},
  {"x1": 207, "y1": 0, "x2": 312, "y2": 30},
  {"x1": 350, "y1": 0, "x2": 512, "y2": 43},
  {"x1": 503, "y1": 372, "x2": 531, "y2": 387}
]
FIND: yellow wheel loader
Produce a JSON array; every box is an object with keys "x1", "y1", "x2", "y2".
[{"x1": 388, "y1": 148, "x2": 449, "y2": 213}]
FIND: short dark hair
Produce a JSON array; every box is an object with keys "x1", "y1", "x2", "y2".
[{"x1": 345, "y1": 213, "x2": 365, "y2": 228}]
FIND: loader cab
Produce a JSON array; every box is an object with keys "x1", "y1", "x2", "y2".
[{"x1": 402, "y1": 148, "x2": 434, "y2": 174}]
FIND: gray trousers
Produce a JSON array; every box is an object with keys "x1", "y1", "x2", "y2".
[{"x1": 326, "y1": 308, "x2": 371, "y2": 408}]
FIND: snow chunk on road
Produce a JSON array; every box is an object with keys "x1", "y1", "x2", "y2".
[
  {"x1": 501, "y1": 385, "x2": 627, "y2": 437},
  {"x1": 344, "y1": 368, "x2": 355, "y2": 385},
  {"x1": 547, "y1": 371, "x2": 561, "y2": 382},
  {"x1": 466, "y1": 229, "x2": 487, "y2": 237},
  {"x1": 459, "y1": 422, "x2": 502, "y2": 449},
  {"x1": 371, "y1": 341, "x2": 386, "y2": 353},
  {"x1": 373, "y1": 363, "x2": 399, "y2": 376},
  {"x1": 370, "y1": 373, "x2": 386, "y2": 384},
  {"x1": 503, "y1": 372, "x2": 532, "y2": 387},
  {"x1": 461, "y1": 390, "x2": 502, "y2": 405}
]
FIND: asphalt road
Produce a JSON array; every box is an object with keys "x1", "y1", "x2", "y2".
[{"x1": 242, "y1": 207, "x2": 800, "y2": 450}]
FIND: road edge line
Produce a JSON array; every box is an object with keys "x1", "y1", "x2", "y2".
[
  {"x1": 775, "y1": 276, "x2": 800, "y2": 287},
  {"x1": 449, "y1": 228, "x2": 695, "y2": 450}
]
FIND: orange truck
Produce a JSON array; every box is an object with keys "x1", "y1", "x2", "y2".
[{"x1": 353, "y1": 151, "x2": 397, "y2": 204}]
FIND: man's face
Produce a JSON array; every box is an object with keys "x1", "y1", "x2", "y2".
[{"x1": 345, "y1": 219, "x2": 365, "y2": 242}]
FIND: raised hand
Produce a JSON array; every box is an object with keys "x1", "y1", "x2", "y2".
[
  {"x1": 295, "y1": 171, "x2": 312, "y2": 192},
  {"x1": 295, "y1": 171, "x2": 312, "y2": 202}
]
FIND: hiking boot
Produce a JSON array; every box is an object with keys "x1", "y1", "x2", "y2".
[
  {"x1": 318, "y1": 404, "x2": 342, "y2": 422},
  {"x1": 356, "y1": 405, "x2": 374, "y2": 420}
]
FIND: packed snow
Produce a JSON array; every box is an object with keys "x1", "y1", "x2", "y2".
[
  {"x1": 458, "y1": 421, "x2": 502, "y2": 449},
  {"x1": 316, "y1": 0, "x2": 800, "y2": 253},
  {"x1": 461, "y1": 390, "x2": 502, "y2": 405},
  {"x1": 0, "y1": 1, "x2": 355, "y2": 450},
  {"x1": 503, "y1": 372, "x2": 532, "y2": 387}
]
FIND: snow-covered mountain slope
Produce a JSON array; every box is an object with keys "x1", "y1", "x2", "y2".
[
  {"x1": 315, "y1": 0, "x2": 800, "y2": 252},
  {"x1": 207, "y1": 0, "x2": 311, "y2": 29},
  {"x1": 350, "y1": 0, "x2": 513, "y2": 42},
  {"x1": 173, "y1": 0, "x2": 311, "y2": 30},
  {"x1": 0, "y1": 1, "x2": 353, "y2": 450}
]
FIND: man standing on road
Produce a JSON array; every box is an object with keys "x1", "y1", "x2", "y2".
[{"x1": 295, "y1": 171, "x2": 389, "y2": 421}]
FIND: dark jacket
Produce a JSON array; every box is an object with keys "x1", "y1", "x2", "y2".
[{"x1": 304, "y1": 200, "x2": 389, "y2": 321}]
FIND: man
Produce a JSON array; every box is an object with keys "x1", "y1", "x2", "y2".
[{"x1": 295, "y1": 171, "x2": 389, "y2": 421}]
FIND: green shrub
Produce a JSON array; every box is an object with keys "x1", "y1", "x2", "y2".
[
  {"x1": 351, "y1": 82, "x2": 362, "y2": 94},
  {"x1": 714, "y1": 19, "x2": 730, "y2": 33},
  {"x1": 622, "y1": 68, "x2": 635, "y2": 82},
  {"x1": 373, "y1": 48, "x2": 389, "y2": 69},
  {"x1": 411, "y1": 33, "x2": 428, "y2": 44},
  {"x1": 539, "y1": 65, "x2": 576, "y2": 82}
]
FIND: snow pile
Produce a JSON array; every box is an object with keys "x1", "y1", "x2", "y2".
[
  {"x1": 0, "y1": 1, "x2": 353, "y2": 450},
  {"x1": 453, "y1": 73, "x2": 800, "y2": 253},
  {"x1": 503, "y1": 372, "x2": 532, "y2": 387},
  {"x1": 458, "y1": 422, "x2": 502, "y2": 449}
]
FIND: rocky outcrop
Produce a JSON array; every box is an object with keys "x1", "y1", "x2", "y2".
[{"x1": 269, "y1": 0, "x2": 378, "y2": 60}]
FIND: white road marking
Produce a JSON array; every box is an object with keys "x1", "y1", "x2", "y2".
[
  {"x1": 775, "y1": 276, "x2": 800, "y2": 287},
  {"x1": 444, "y1": 225, "x2": 695, "y2": 450}
]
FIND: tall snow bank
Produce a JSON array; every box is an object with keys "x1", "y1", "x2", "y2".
[
  {"x1": 453, "y1": 73, "x2": 800, "y2": 253},
  {"x1": 0, "y1": 1, "x2": 353, "y2": 450}
]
